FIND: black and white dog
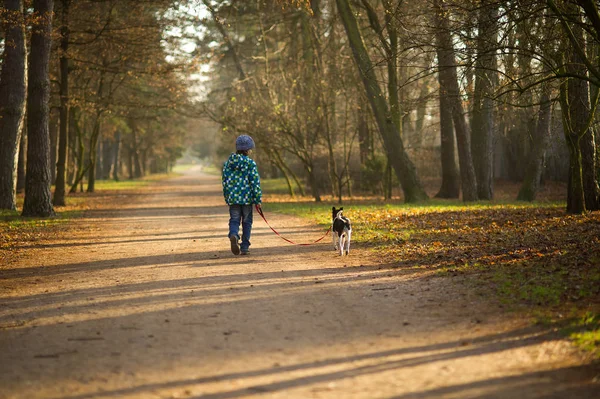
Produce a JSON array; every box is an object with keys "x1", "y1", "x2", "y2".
[{"x1": 332, "y1": 207, "x2": 352, "y2": 256}]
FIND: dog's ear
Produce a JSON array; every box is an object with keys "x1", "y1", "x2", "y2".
[
  {"x1": 340, "y1": 207, "x2": 344, "y2": 211},
  {"x1": 332, "y1": 206, "x2": 336, "y2": 211}
]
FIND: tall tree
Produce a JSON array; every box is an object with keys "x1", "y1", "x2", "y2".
[
  {"x1": 564, "y1": 37, "x2": 599, "y2": 212},
  {"x1": 0, "y1": 0, "x2": 27, "y2": 210},
  {"x1": 336, "y1": 0, "x2": 428, "y2": 202},
  {"x1": 22, "y1": 0, "x2": 55, "y2": 217},
  {"x1": 517, "y1": 85, "x2": 552, "y2": 201},
  {"x1": 471, "y1": 0, "x2": 498, "y2": 200},
  {"x1": 433, "y1": 0, "x2": 478, "y2": 202},
  {"x1": 435, "y1": 85, "x2": 460, "y2": 198},
  {"x1": 17, "y1": 127, "x2": 26, "y2": 193},
  {"x1": 53, "y1": 0, "x2": 71, "y2": 206},
  {"x1": 549, "y1": 0, "x2": 600, "y2": 213}
]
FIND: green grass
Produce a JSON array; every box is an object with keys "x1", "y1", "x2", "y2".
[
  {"x1": 263, "y1": 202, "x2": 331, "y2": 225},
  {"x1": 569, "y1": 313, "x2": 600, "y2": 358},
  {"x1": 537, "y1": 312, "x2": 600, "y2": 359},
  {"x1": 262, "y1": 178, "x2": 296, "y2": 195},
  {"x1": 1, "y1": 207, "x2": 83, "y2": 226},
  {"x1": 1, "y1": 176, "x2": 166, "y2": 252},
  {"x1": 171, "y1": 164, "x2": 195, "y2": 174},
  {"x1": 201, "y1": 165, "x2": 221, "y2": 176},
  {"x1": 93, "y1": 179, "x2": 152, "y2": 191},
  {"x1": 93, "y1": 173, "x2": 177, "y2": 191},
  {"x1": 263, "y1": 200, "x2": 565, "y2": 242}
]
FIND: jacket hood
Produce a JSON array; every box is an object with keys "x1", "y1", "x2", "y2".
[{"x1": 225, "y1": 153, "x2": 252, "y2": 171}]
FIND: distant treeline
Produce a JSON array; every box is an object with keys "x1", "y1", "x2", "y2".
[
  {"x1": 199, "y1": 0, "x2": 599, "y2": 213},
  {"x1": 1, "y1": 0, "x2": 598, "y2": 216}
]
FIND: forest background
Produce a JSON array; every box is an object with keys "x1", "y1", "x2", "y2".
[
  {"x1": 1, "y1": 0, "x2": 599, "y2": 212},
  {"x1": 0, "y1": 0, "x2": 599, "y2": 356}
]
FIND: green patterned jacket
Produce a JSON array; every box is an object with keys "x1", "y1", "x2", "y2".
[{"x1": 222, "y1": 153, "x2": 262, "y2": 205}]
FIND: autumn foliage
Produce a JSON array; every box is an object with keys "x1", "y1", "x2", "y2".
[
  {"x1": 358, "y1": 205, "x2": 599, "y2": 306},
  {"x1": 265, "y1": 180, "x2": 600, "y2": 312}
]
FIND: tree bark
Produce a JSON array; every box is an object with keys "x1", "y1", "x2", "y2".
[
  {"x1": 415, "y1": 82, "x2": 430, "y2": 139},
  {"x1": 336, "y1": 0, "x2": 428, "y2": 202},
  {"x1": 49, "y1": 109, "x2": 59, "y2": 183},
  {"x1": 561, "y1": 7, "x2": 600, "y2": 213},
  {"x1": 126, "y1": 145, "x2": 134, "y2": 180},
  {"x1": 69, "y1": 108, "x2": 86, "y2": 193},
  {"x1": 131, "y1": 125, "x2": 143, "y2": 179},
  {"x1": 433, "y1": 0, "x2": 478, "y2": 202},
  {"x1": 306, "y1": 165, "x2": 321, "y2": 202},
  {"x1": 275, "y1": 149, "x2": 304, "y2": 196},
  {"x1": 17, "y1": 126, "x2": 26, "y2": 193},
  {"x1": 435, "y1": 85, "x2": 460, "y2": 198},
  {"x1": 67, "y1": 104, "x2": 77, "y2": 185},
  {"x1": 112, "y1": 131, "x2": 121, "y2": 181},
  {"x1": 0, "y1": 0, "x2": 27, "y2": 210},
  {"x1": 102, "y1": 137, "x2": 112, "y2": 179},
  {"x1": 517, "y1": 87, "x2": 552, "y2": 201},
  {"x1": 53, "y1": 0, "x2": 70, "y2": 206},
  {"x1": 471, "y1": 0, "x2": 497, "y2": 200},
  {"x1": 357, "y1": 97, "x2": 371, "y2": 165},
  {"x1": 95, "y1": 135, "x2": 104, "y2": 179},
  {"x1": 87, "y1": 118, "x2": 101, "y2": 192},
  {"x1": 22, "y1": 0, "x2": 55, "y2": 217}
]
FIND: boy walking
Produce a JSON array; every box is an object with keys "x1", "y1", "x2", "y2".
[{"x1": 222, "y1": 135, "x2": 262, "y2": 255}]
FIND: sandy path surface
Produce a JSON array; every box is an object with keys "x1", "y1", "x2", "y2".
[{"x1": 1, "y1": 167, "x2": 598, "y2": 399}]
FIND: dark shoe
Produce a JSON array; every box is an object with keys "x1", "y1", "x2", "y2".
[
  {"x1": 229, "y1": 236, "x2": 240, "y2": 255},
  {"x1": 241, "y1": 250, "x2": 250, "y2": 256}
]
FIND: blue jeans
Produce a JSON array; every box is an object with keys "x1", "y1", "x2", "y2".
[{"x1": 228, "y1": 204, "x2": 253, "y2": 252}]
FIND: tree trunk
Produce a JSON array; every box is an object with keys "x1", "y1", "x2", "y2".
[
  {"x1": 433, "y1": 0, "x2": 478, "y2": 202},
  {"x1": 306, "y1": 165, "x2": 321, "y2": 202},
  {"x1": 275, "y1": 149, "x2": 304, "y2": 196},
  {"x1": 357, "y1": 98, "x2": 370, "y2": 165},
  {"x1": 274, "y1": 160, "x2": 295, "y2": 197},
  {"x1": 49, "y1": 109, "x2": 58, "y2": 184},
  {"x1": 53, "y1": 0, "x2": 70, "y2": 206},
  {"x1": 127, "y1": 119, "x2": 144, "y2": 179},
  {"x1": 336, "y1": 0, "x2": 428, "y2": 202},
  {"x1": 133, "y1": 147, "x2": 143, "y2": 179},
  {"x1": 268, "y1": 149, "x2": 295, "y2": 197},
  {"x1": 561, "y1": 8, "x2": 600, "y2": 213},
  {"x1": 517, "y1": 87, "x2": 552, "y2": 201},
  {"x1": 22, "y1": 0, "x2": 55, "y2": 217},
  {"x1": 112, "y1": 131, "x2": 121, "y2": 181},
  {"x1": 87, "y1": 118, "x2": 101, "y2": 192},
  {"x1": 471, "y1": 0, "x2": 497, "y2": 200},
  {"x1": 126, "y1": 145, "x2": 134, "y2": 180},
  {"x1": 95, "y1": 136, "x2": 103, "y2": 179},
  {"x1": 0, "y1": 0, "x2": 27, "y2": 210},
  {"x1": 435, "y1": 85, "x2": 460, "y2": 198},
  {"x1": 102, "y1": 137, "x2": 113, "y2": 179},
  {"x1": 17, "y1": 126, "x2": 26, "y2": 193},
  {"x1": 69, "y1": 109, "x2": 86, "y2": 193},
  {"x1": 415, "y1": 82, "x2": 430, "y2": 139},
  {"x1": 561, "y1": 79, "x2": 586, "y2": 214},
  {"x1": 384, "y1": 161, "x2": 392, "y2": 200},
  {"x1": 509, "y1": 12, "x2": 535, "y2": 182},
  {"x1": 67, "y1": 105, "x2": 77, "y2": 185},
  {"x1": 384, "y1": 0, "x2": 401, "y2": 134}
]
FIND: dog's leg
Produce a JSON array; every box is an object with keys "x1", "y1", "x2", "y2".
[
  {"x1": 345, "y1": 230, "x2": 351, "y2": 255},
  {"x1": 332, "y1": 231, "x2": 338, "y2": 250},
  {"x1": 339, "y1": 234, "x2": 345, "y2": 256}
]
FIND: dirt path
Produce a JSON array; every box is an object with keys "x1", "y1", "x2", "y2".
[{"x1": 1, "y1": 167, "x2": 598, "y2": 399}]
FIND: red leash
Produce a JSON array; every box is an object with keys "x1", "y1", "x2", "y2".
[{"x1": 255, "y1": 205, "x2": 331, "y2": 246}]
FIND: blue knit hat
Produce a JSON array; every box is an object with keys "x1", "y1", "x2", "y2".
[{"x1": 236, "y1": 135, "x2": 255, "y2": 151}]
